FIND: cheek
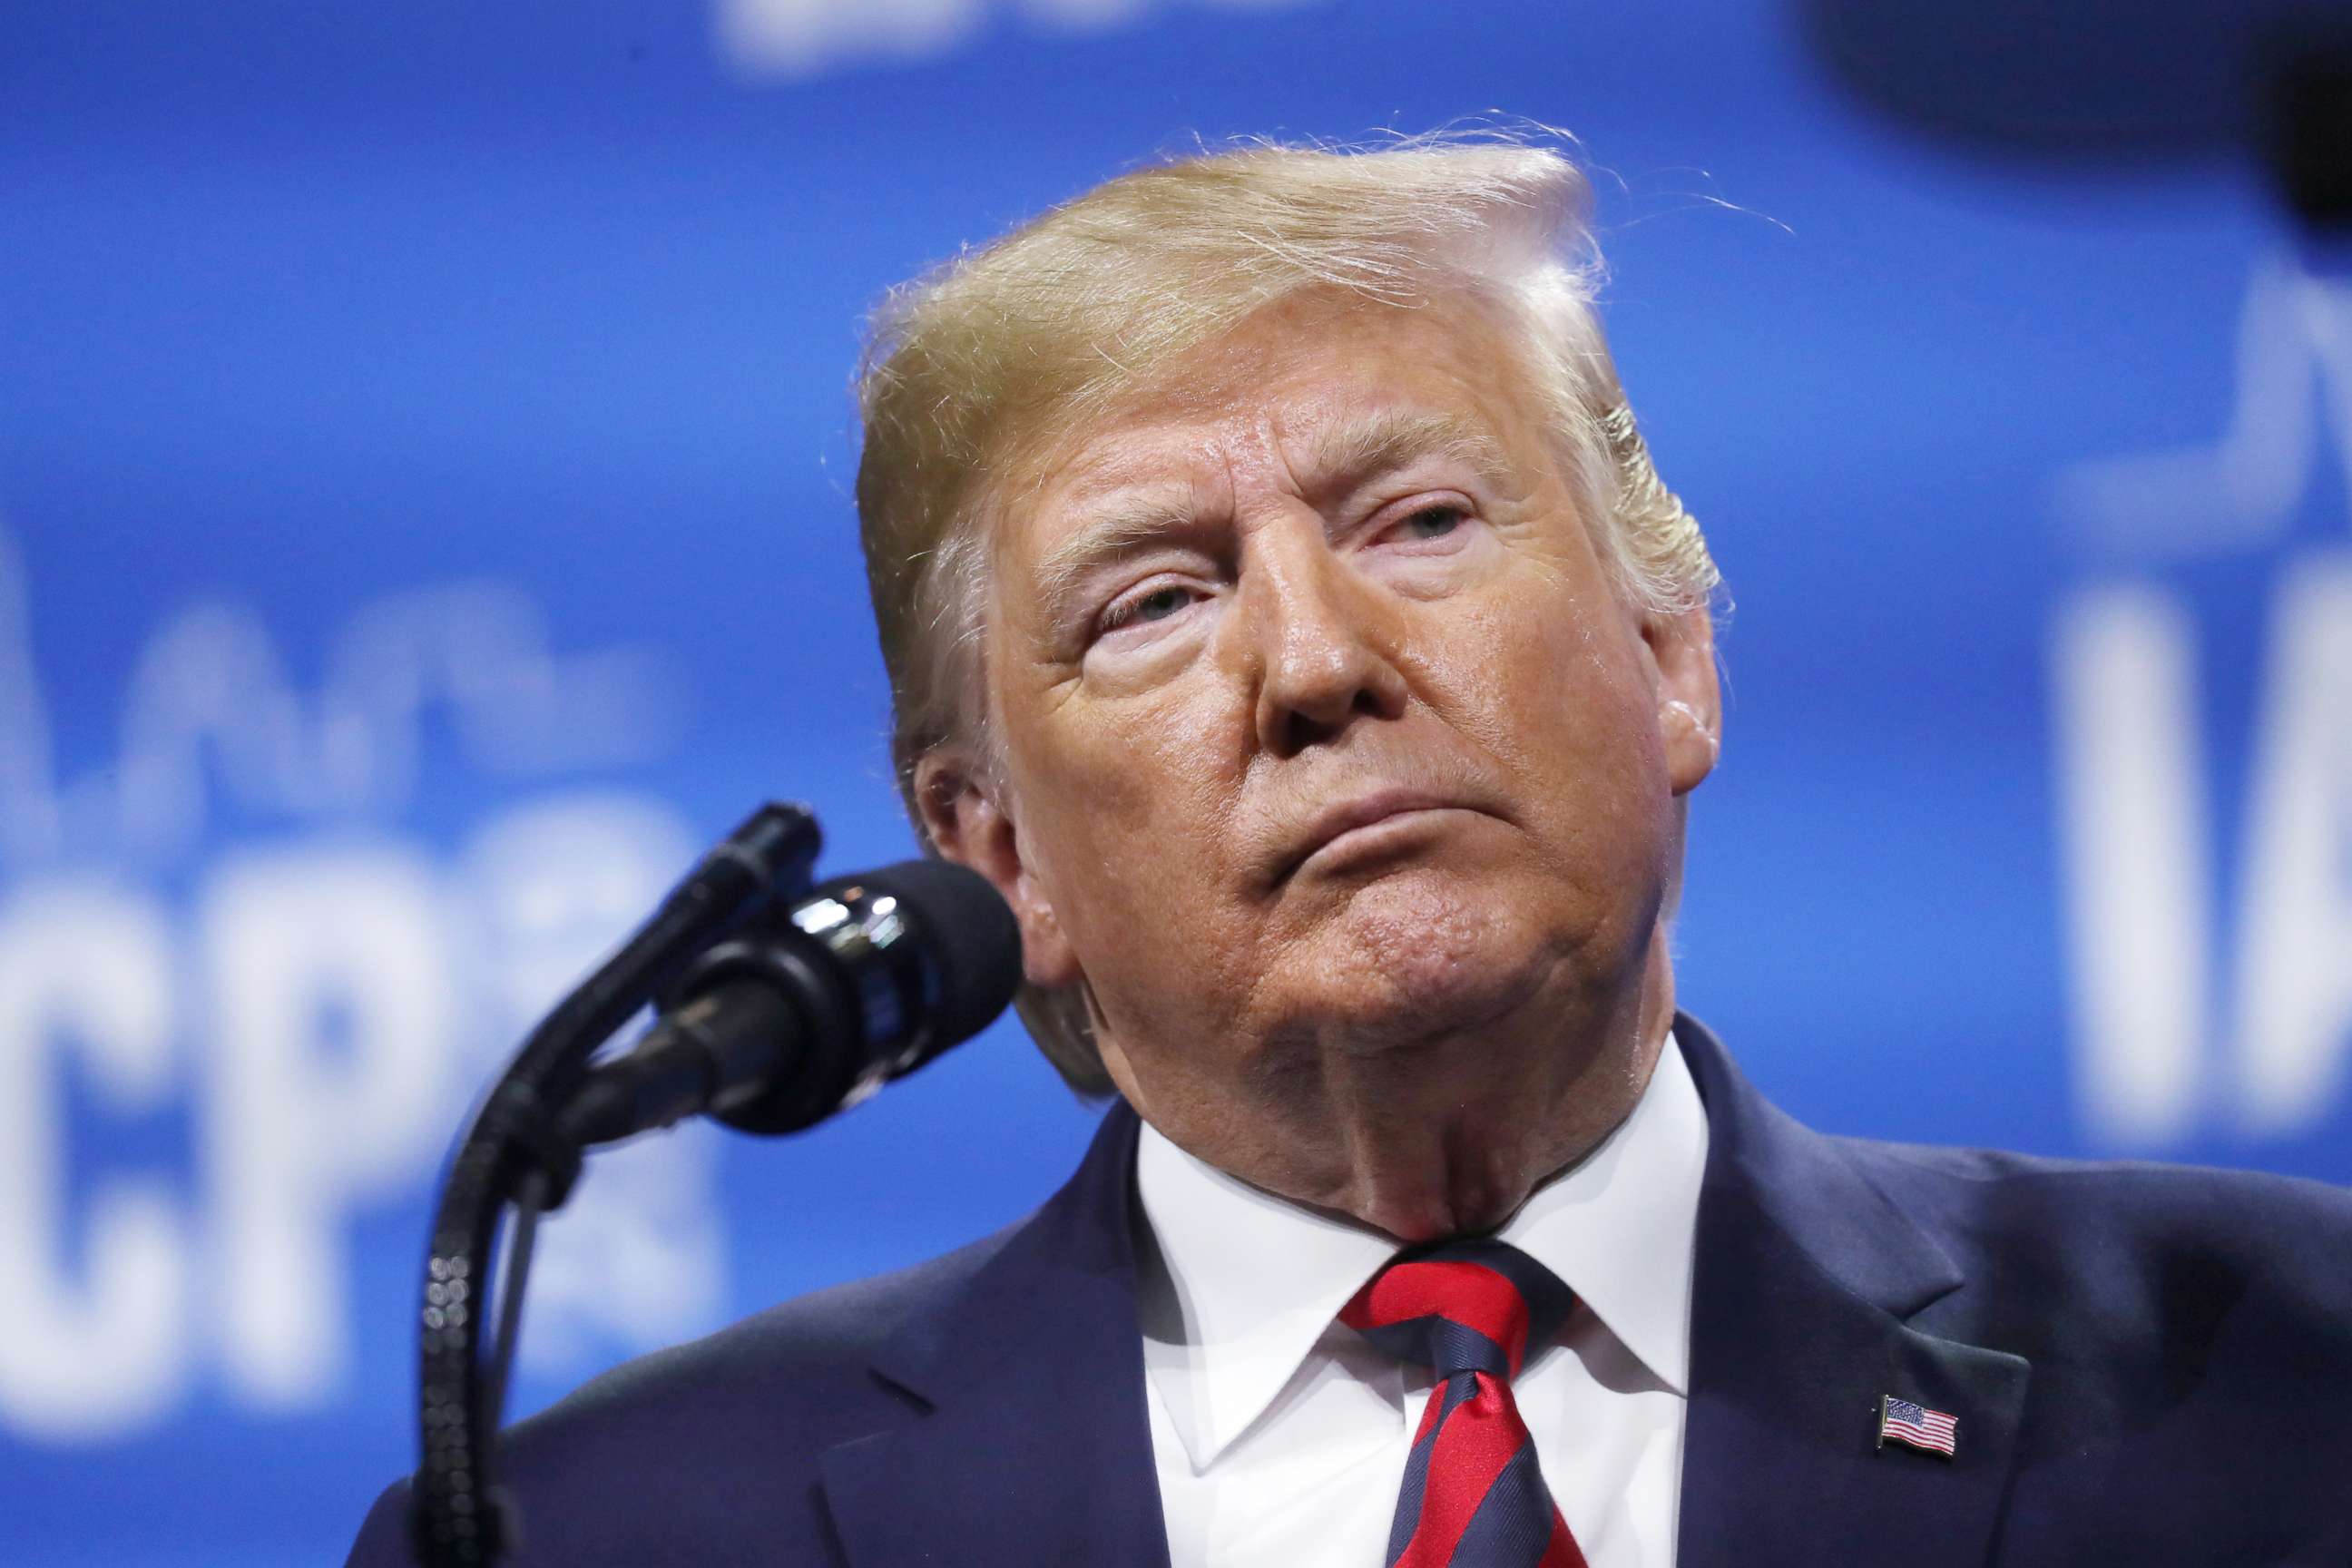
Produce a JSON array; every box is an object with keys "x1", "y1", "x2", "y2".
[
  {"x1": 1003, "y1": 673, "x2": 1250, "y2": 897},
  {"x1": 1443, "y1": 588, "x2": 1670, "y2": 867}
]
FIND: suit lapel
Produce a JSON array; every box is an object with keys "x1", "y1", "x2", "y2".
[
  {"x1": 1674, "y1": 1018, "x2": 2030, "y2": 1568},
  {"x1": 819, "y1": 1106, "x2": 1172, "y2": 1568},
  {"x1": 822, "y1": 1020, "x2": 2032, "y2": 1567}
]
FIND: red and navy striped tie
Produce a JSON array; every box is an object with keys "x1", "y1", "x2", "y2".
[{"x1": 1340, "y1": 1240, "x2": 1588, "y2": 1568}]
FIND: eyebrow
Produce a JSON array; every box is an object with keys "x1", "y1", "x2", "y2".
[
  {"x1": 1032, "y1": 491, "x2": 1210, "y2": 623},
  {"x1": 1030, "y1": 407, "x2": 1515, "y2": 622},
  {"x1": 1303, "y1": 407, "x2": 1516, "y2": 498}
]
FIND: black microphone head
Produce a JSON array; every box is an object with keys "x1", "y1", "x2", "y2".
[
  {"x1": 680, "y1": 854, "x2": 1026, "y2": 1138},
  {"x1": 825, "y1": 857, "x2": 1024, "y2": 1051}
]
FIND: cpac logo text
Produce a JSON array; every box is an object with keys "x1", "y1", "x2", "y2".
[
  {"x1": 0, "y1": 528, "x2": 726, "y2": 1445},
  {"x1": 2053, "y1": 258, "x2": 2352, "y2": 1149}
]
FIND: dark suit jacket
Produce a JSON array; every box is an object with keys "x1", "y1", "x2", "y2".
[{"x1": 349, "y1": 1017, "x2": 2352, "y2": 1566}]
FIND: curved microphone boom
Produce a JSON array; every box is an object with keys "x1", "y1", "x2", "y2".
[
  {"x1": 558, "y1": 858, "x2": 1024, "y2": 1146},
  {"x1": 409, "y1": 806, "x2": 1024, "y2": 1568}
]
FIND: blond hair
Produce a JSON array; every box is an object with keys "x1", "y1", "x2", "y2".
[{"x1": 854, "y1": 132, "x2": 1719, "y2": 1094}]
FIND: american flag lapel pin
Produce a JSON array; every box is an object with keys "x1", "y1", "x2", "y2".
[{"x1": 1877, "y1": 1394, "x2": 1959, "y2": 1459}]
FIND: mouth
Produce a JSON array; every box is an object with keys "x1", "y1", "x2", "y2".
[{"x1": 1278, "y1": 789, "x2": 1485, "y2": 883}]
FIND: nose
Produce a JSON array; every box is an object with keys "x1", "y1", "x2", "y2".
[{"x1": 1241, "y1": 534, "x2": 1410, "y2": 756}]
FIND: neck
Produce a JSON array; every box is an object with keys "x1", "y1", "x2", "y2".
[{"x1": 1108, "y1": 930, "x2": 1679, "y2": 1242}]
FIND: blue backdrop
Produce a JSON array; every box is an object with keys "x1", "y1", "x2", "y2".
[{"x1": 4, "y1": 3, "x2": 2347, "y2": 1563}]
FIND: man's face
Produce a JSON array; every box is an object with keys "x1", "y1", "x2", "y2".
[{"x1": 953, "y1": 291, "x2": 1716, "y2": 1174}]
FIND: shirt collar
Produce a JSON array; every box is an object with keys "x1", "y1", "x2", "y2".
[{"x1": 1134, "y1": 1028, "x2": 1709, "y2": 1470}]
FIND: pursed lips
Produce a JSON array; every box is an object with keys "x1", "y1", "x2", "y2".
[{"x1": 1275, "y1": 787, "x2": 1486, "y2": 883}]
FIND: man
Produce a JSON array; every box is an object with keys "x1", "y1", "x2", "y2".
[{"x1": 350, "y1": 135, "x2": 2352, "y2": 1567}]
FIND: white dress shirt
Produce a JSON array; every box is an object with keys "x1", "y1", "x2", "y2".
[{"x1": 1134, "y1": 1033, "x2": 1709, "y2": 1568}]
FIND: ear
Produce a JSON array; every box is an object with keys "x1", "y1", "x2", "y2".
[
  {"x1": 1642, "y1": 604, "x2": 1721, "y2": 798},
  {"x1": 912, "y1": 750, "x2": 1082, "y2": 988}
]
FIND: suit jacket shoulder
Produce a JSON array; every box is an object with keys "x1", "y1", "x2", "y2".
[
  {"x1": 1848, "y1": 1132, "x2": 2352, "y2": 1348},
  {"x1": 349, "y1": 1099, "x2": 1163, "y2": 1568},
  {"x1": 345, "y1": 1205, "x2": 1050, "y2": 1565},
  {"x1": 1857, "y1": 1136, "x2": 2352, "y2": 1546},
  {"x1": 1671, "y1": 1018, "x2": 2352, "y2": 1568}
]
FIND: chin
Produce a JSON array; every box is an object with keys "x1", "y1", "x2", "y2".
[{"x1": 1288, "y1": 868, "x2": 1562, "y2": 1048}]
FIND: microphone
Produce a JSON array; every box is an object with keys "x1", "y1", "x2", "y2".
[{"x1": 556, "y1": 858, "x2": 1023, "y2": 1146}]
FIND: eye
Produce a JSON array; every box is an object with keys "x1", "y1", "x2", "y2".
[
  {"x1": 1396, "y1": 505, "x2": 1464, "y2": 541},
  {"x1": 1131, "y1": 585, "x2": 1192, "y2": 622},
  {"x1": 1098, "y1": 583, "x2": 1199, "y2": 636},
  {"x1": 1378, "y1": 502, "x2": 1474, "y2": 547}
]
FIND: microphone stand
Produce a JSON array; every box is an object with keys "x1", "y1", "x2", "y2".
[{"x1": 408, "y1": 802, "x2": 821, "y2": 1568}]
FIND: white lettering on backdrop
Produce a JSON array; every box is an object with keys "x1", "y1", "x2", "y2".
[
  {"x1": 716, "y1": 0, "x2": 1325, "y2": 78},
  {"x1": 0, "y1": 525, "x2": 725, "y2": 1445},
  {"x1": 2052, "y1": 259, "x2": 2352, "y2": 1148}
]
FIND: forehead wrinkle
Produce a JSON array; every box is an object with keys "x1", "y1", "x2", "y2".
[
  {"x1": 1019, "y1": 401, "x2": 1514, "y2": 624},
  {"x1": 1295, "y1": 406, "x2": 1517, "y2": 496},
  {"x1": 1030, "y1": 489, "x2": 1210, "y2": 620}
]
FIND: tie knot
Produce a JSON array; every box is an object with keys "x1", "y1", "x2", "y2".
[{"x1": 1339, "y1": 1239, "x2": 1575, "y2": 1381}]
